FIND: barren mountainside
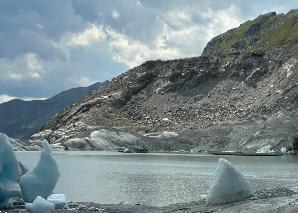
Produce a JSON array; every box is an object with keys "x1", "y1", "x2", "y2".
[
  {"x1": 0, "y1": 82, "x2": 104, "y2": 139},
  {"x1": 36, "y1": 10, "x2": 298, "y2": 152}
]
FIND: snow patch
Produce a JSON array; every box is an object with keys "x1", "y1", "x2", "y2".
[{"x1": 282, "y1": 59, "x2": 297, "y2": 78}]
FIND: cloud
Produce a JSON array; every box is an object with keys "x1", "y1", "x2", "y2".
[
  {"x1": 0, "y1": 94, "x2": 46, "y2": 103},
  {"x1": 0, "y1": 0, "x2": 297, "y2": 100},
  {"x1": 25, "y1": 53, "x2": 44, "y2": 79},
  {"x1": 68, "y1": 76, "x2": 96, "y2": 87},
  {"x1": 7, "y1": 71, "x2": 23, "y2": 81},
  {"x1": 201, "y1": 5, "x2": 242, "y2": 41},
  {"x1": 112, "y1": 10, "x2": 120, "y2": 19},
  {"x1": 0, "y1": 94, "x2": 16, "y2": 103},
  {"x1": 65, "y1": 4, "x2": 242, "y2": 68},
  {"x1": 67, "y1": 24, "x2": 107, "y2": 46}
]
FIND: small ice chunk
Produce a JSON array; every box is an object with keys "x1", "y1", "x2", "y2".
[
  {"x1": 280, "y1": 147, "x2": 287, "y2": 154},
  {"x1": 19, "y1": 140, "x2": 60, "y2": 202},
  {"x1": 25, "y1": 196, "x2": 55, "y2": 213},
  {"x1": 206, "y1": 158, "x2": 252, "y2": 205},
  {"x1": 0, "y1": 133, "x2": 22, "y2": 206},
  {"x1": 47, "y1": 194, "x2": 68, "y2": 209}
]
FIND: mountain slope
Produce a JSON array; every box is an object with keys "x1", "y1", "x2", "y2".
[
  {"x1": 38, "y1": 10, "x2": 298, "y2": 151},
  {"x1": 0, "y1": 82, "x2": 104, "y2": 139},
  {"x1": 203, "y1": 10, "x2": 298, "y2": 55}
]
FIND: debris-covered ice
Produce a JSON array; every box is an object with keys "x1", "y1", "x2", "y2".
[
  {"x1": 206, "y1": 158, "x2": 252, "y2": 205},
  {"x1": 19, "y1": 140, "x2": 60, "y2": 202},
  {"x1": 89, "y1": 129, "x2": 143, "y2": 150}
]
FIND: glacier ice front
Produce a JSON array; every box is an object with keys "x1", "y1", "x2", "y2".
[
  {"x1": 20, "y1": 140, "x2": 60, "y2": 202},
  {"x1": 206, "y1": 158, "x2": 252, "y2": 205},
  {"x1": 0, "y1": 133, "x2": 22, "y2": 206}
]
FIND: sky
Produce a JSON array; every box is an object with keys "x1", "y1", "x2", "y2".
[{"x1": 0, "y1": 0, "x2": 297, "y2": 103}]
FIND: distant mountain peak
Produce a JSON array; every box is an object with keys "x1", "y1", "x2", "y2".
[{"x1": 0, "y1": 82, "x2": 104, "y2": 139}]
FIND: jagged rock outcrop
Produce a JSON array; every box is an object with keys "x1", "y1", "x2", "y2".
[{"x1": 36, "y1": 10, "x2": 298, "y2": 151}]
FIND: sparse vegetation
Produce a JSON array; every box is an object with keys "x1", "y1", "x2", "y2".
[{"x1": 203, "y1": 10, "x2": 298, "y2": 55}]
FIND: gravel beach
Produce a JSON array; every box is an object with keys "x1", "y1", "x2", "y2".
[{"x1": 2, "y1": 188, "x2": 298, "y2": 213}]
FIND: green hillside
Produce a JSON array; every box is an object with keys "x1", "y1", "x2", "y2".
[{"x1": 203, "y1": 10, "x2": 298, "y2": 54}]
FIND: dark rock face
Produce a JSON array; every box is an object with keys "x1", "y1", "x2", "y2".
[
  {"x1": 0, "y1": 82, "x2": 104, "y2": 139},
  {"x1": 39, "y1": 11, "x2": 298, "y2": 151}
]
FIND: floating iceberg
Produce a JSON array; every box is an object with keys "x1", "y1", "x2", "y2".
[
  {"x1": 0, "y1": 133, "x2": 22, "y2": 206},
  {"x1": 20, "y1": 140, "x2": 60, "y2": 202},
  {"x1": 206, "y1": 158, "x2": 252, "y2": 205},
  {"x1": 25, "y1": 196, "x2": 55, "y2": 213}
]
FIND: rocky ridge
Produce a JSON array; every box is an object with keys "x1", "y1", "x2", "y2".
[{"x1": 32, "y1": 10, "x2": 298, "y2": 152}]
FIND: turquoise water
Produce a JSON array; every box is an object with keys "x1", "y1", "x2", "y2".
[{"x1": 16, "y1": 151, "x2": 298, "y2": 207}]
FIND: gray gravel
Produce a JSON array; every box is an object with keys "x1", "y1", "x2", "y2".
[{"x1": 1, "y1": 188, "x2": 297, "y2": 213}]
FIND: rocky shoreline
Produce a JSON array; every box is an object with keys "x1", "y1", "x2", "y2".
[{"x1": 1, "y1": 188, "x2": 298, "y2": 213}]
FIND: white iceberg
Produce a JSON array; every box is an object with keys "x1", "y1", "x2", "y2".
[
  {"x1": 19, "y1": 140, "x2": 60, "y2": 202},
  {"x1": 47, "y1": 193, "x2": 68, "y2": 209},
  {"x1": 206, "y1": 158, "x2": 252, "y2": 205},
  {"x1": 0, "y1": 133, "x2": 22, "y2": 206},
  {"x1": 25, "y1": 196, "x2": 55, "y2": 213}
]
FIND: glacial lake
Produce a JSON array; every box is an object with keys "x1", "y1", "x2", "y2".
[{"x1": 16, "y1": 151, "x2": 298, "y2": 207}]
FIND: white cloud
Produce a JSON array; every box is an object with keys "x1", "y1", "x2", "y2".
[
  {"x1": 68, "y1": 76, "x2": 96, "y2": 87},
  {"x1": 112, "y1": 10, "x2": 120, "y2": 19},
  {"x1": 201, "y1": 5, "x2": 242, "y2": 41},
  {"x1": 0, "y1": 94, "x2": 47, "y2": 103},
  {"x1": 62, "y1": 4, "x2": 242, "y2": 69},
  {"x1": 36, "y1": 24, "x2": 45, "y2": 29},
  {"x1": 25, "y1": 53, "x2": 44, "y2": 79},
  {"x1": 0, "y1": 94, "x2": 16, "y2": 103},
  {"x1": 105, "y1": 26, "x2": 185, "y2": 67},
  {"x1": 67, "y1": 24, "x2": 106, "y2": 46},
  {"x1": 7, "y1": 70, "x2": 23, "y2": 80},
  {"x1": 136, "y1": 1, "x2": 143, "y2": 7}
]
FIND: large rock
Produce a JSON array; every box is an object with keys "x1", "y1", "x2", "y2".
[
  {"x1": 0, "y1": 133, "x2": 22, "y2": 206},
  {"x1": 206, "y1": 158, "x2": 252, "y2": 205},
  {"x1": 19, "y1": 140, "x2": 60, "y2": 202}
]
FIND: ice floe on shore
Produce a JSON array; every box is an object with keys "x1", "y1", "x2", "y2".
[
  {"x1": 207, "y1": 158, "x2": 253, "y2": 205},
  {"x1": 19, "y1": 140, "x2": 60, "y2": 202},
  {"x1": 0, "y1": 134, "x2": 22, "y2": 207}
]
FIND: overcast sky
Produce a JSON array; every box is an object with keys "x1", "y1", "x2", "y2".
[{"x1": 0, "y1": 0, "x2": 297, "y2": 103}]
